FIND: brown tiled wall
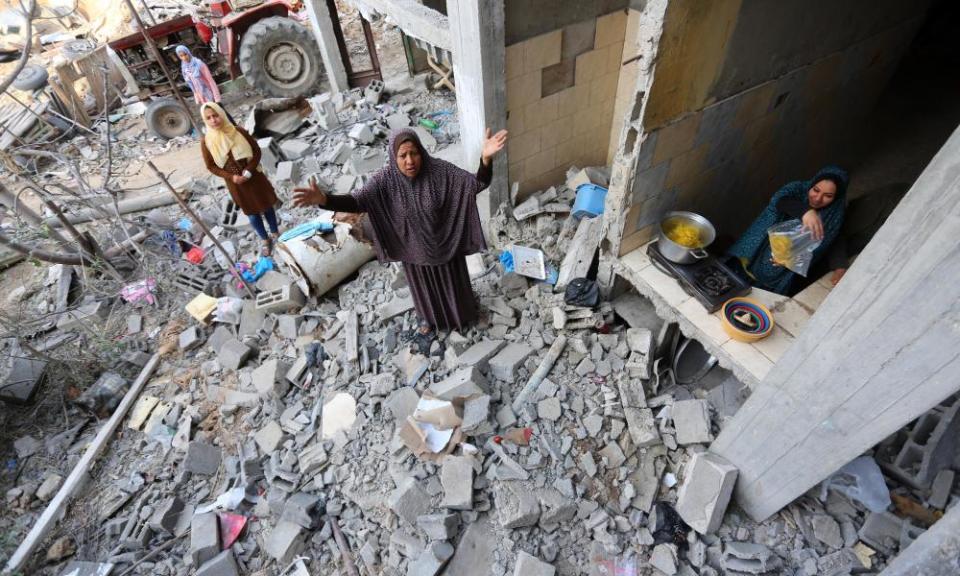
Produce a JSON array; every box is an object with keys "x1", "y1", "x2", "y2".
[{"x1": 506, "y1": 10, "x2": 627, "y2": 198}]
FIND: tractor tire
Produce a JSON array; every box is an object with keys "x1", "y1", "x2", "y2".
[
  {"x1": 145, "y1": 98, "x2": 192, "y2": 140},
  {"x1": 12, "y1": 64, "x2": 48, "y2": 91},
  {"x1": 239, "y1": 17, "x2": 324, "y2": 98}
]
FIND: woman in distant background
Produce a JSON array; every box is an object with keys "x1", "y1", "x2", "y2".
[
  {"x1": 200, "y1": 103, "x2": 280, "y2": 255},
  {"x1": 176, "y1": 45, "x2": 220, "y2": 104}
]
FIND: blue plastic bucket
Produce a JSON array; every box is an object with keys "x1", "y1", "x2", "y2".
[{"x1": 572, "y1": 183, "x2": 608, "y2": 219}]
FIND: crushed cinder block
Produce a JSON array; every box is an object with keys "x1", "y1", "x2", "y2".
[
  {"x1": 196, "y1": 549, "x2": 239, "y2": 576},
  {"x1": 281, "y1": 492, "x2": 321, "y2": 529},
  {"x1": 309, "y1": 93, "x2": 340, "y2": 130},
  {"x1": 257, "y1": 137, "x2": 281, "y2": 172},
  {"x1": 255, "y1": 283, "x2": 306, "y2": 314},
  {"x1": 624, "y1": 406, "x2": 660, "y2": 447},
  {"x1": 929, "y1": 469, "x2": 954, "y2": 509},
  {"x1": 348, "y1": 123, "x2": 375, "y2": 144},
  {"x1": 252, "y1": 359, "x2": 289, "y2": 398},
  {"x1": 280, "y1": 139, "x2": 312, "y2": 160},
  {"x1": 364, "y1": 79, "x2": 384, "y2": 104},
  {"x1": 722, "y1": 542, "x2": 780, "y2": 574},
  {"x1": 416, "y1": 513, "x2": 460, "y2": 541},
  {"x1": 148, "y1": 496, "x2": 184, "y2": 535},
  {"x1": 457, "y1": 339, "x2": 506, "y2": 371},
  {"x1": 675, "y1": 452, "x2": 738, "y2": 535},
  {"x1": 265, "y1": 520, "x2": 305, "y2": 565},
  {"x1": 277, "y1": 315, "x2": 301, "y2": 339},
  {"x1": 276, "y1": 160, "x2": 300, "y2": 183},
  {"x1": 255, "y1": 421, "x2": 285, "y2": 454},
  {"x1": 185, "y1": 441, "x2": 222, "y2": 476},
  {"x1": 344, "y1": 148, "x2": 385, "y2": 175},
  {"x1": 407, "y1": 541, "x2": 454, "y2": 576},
  {"x1": 386, "y1": 112, "x2": 410, "y2": 131},
  {"x1": 430, "y1": 367, "x2": 487, "y2": 401},
  {"x1": 494, "y1": 481, "x2": 540, "y2": 528},
  {"x1": 489, "y1": 343, "x2": 534, "y2": 381},
  {"x1": 514, "y1": 551, "x2": 555, "y2": 576},
  {"x1": 441, "y1": 455, "x2": 474, "y2": 510},
  {"x1": 191, "y1": 512, "x2": 220, "y2": 566},
  {"x1": 672, "y1": 399, "x2": 712, "y2": 445},
  {"x1": 179, "y1": 326, "x2": 203, "y2": 351},
  {"x1": 218, "y1": 339, "x2": 252, "y2": 371},
  {"x1": 859, "y1": 511, "x2": 903, "y2": 553},
  {"x1": 389, "y1": 477, "x2": 432, "y2": 527}
]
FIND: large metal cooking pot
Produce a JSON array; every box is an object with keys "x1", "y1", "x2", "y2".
[{"x1": 657, "y1": 211, "x2": 716, "y2": 264}]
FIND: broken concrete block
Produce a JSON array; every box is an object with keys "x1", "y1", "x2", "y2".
[
  {"x1": 335, "y1": 174, "x2": 357, "y2": 195},
  {"x1": 348, "y1": 123, "x2": 375, "y2": 144},
  {"x1": 537, "y1": 397, "x2": 562, "y2": 421},
  {"x1": 185, "y1": 441, "x2": 222, "y2": 476},
  {"x1": 275, "y1": 160, "x2": 300, "y2": 183},
  {"x1": 812, "y1": 514, "x2": 844, "y2": 550},
  {"x1": 462, "y1": 395, "x2": 491, "y2": 433},
  {"x1": 0, "y1": 356, "x2": 47, "y2": 404},
  {"x1": 280, "y1": 139, "x2": 311, "y2": 160},
  {"x1": 127, "y1": 314, "x2": 142, "y2": 334},
  {"x1": 389, "y1": 477, "x2": 432, "y2": 527},
  {"x1": 407, "y1": 541, "x2": 454, "y2": 576},
  {"x1": 364, "y1": 79, "x2": 384, "y2": 104},
  {"x1": 56, "y1": 300, "x2": 108, "y2": 331},
  {"x1": 429, "y1": 367, "x2": 487, "y2": 401},
  {"x1": 675, "y1": 452, "x2": 738, "y2": 535},
  {"x1": 255, "y1": 283, "x2": 306, "y2": 314},
  {"x1": 514, "y1": 551, "x2": 555, "y2": 576},
  {"x1": 219, "y1": 338, "x2": 252, "y2": 371},
  {"x1": 148, "y1": 496, "x2": 185, "y2": 535},
  {"x1": 265, "y1": 520, "x2": 305, "y2": 565},
  {"x1": 416, "y1": 513, "x2": 460, "y2": 541},
  {"x1": 929, "y1": 469, "x2": 954, "y2": 509},
  {"x1": 672, "y1": 399, "x2": 712, "y2": 445},
  {"x1": 179, "y1": 326, "x2": 203, "y2": 351},
  {"x1": 344, "y1": 148, "x2": 385, "y2": 175},
  {"x1": 624, "y1": 407, "x2": 660, "y2": 447},
  {"x1": 386, "y1": 112, "x2": 410, "y2": 131},
  {"x1": 817, "y1": 549, "x2": 865, "y2": 575},
  {"x1": 489, "y1": 343, "x2": 534, "y2": 381},
  {"x1": 285, "y1": 355, "x2": 309, "y2": 387},
  {"x1": 722, "y1": 542, "x2": 780, "y2": 575},
  {"x1": 457, "y1": 339, "x2": 506, "y2": 371},
  {"x1": 859, "y1": 511, "x2": 903, "y2": 553},
  {"x1": 378, "y1": 295, "x2": 415, "y2": 321},
  {"x1": 190, "y1": 512, "x2": 220, "y2": 566},
  {"x1": 441, "y1": 455, "x2": 474, "y2": 510},
  {"x1": 255, "y1": 421, "x2": 285, "y2": 455},
  {"x1": 649, "y1": 544, "x2": 678, "y2": 575},
  {"x1": 277, "y1": 315, "x2": 300, "y2": 339},
  {"x1": 196, "y1": 549, "x2": 240, "y2": 576},
  {"x1": 494, "y1": 481, "x2": 540, "y2": 528},
  {"x1": 309, "y1": 93, "x2": 340, "y2": 130},
  {"x1": 281, "y1": 492, "x2": 321, "y2": 529},
  {"x1": 599, "y1": 442, "x2": 626, "y2": 468},
  {"x1": 257, "y1": 137, "x2": 280, "y2": 172},
  {"x1": 386, "y1": 387, "x2": 420, "y2": 422},
  {"x1": 252, "y1": 359, "x2": 289, "y2": 398},
  {"x1": 35, "y1": 474, "x2": 63, "y2": 501}
]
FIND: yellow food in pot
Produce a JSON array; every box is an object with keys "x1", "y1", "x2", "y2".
[{"x1": 664, "y1": 221, "x2": 703, "y2": 248}]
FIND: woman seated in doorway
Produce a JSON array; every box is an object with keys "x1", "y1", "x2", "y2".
[{"x1": 727, "y1": 165, "x2": 849, "y2": 296}]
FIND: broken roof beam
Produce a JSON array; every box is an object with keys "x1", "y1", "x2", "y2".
[{"x1": 349, "y1": 0, "x2": 451, "y2": 51}]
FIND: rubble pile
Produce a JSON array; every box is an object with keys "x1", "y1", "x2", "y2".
[{"x1": 2, "y1": 80, "x2": 957, "y2": 576}]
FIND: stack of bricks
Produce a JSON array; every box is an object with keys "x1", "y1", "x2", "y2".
[{"x1": 505, "y1": 10, "x2": 628, "y2": 198}]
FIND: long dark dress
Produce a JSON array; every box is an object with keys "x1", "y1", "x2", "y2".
[{"x1": 319, "y1": 160, "x2": 492, "y2": 330}]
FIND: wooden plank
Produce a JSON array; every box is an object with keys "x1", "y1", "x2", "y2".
[
  {"x1": 712, "y1": 124, "x2": 960, "y2": 522},
  {"x1": 556, "y1": 216, "x2": 603, "y2": 291}
]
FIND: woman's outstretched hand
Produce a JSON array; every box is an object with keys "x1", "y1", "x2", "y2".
[
  {"x1": 481, "y1": 128, "x2": 508, "y2": 166},
  {"x1": 292, "y1": 177, "x2": 328, "y2": 208},
  {"x1": 802, "y1": 209, "x2": 824, "y2": 241}
]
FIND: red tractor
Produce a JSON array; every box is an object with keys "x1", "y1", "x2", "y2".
[{"x1": 110, "y1": 0, "x2": 324, "y2": 137}]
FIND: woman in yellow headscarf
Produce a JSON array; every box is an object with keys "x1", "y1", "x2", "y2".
[{"x1": 200, "y1": 102, "x2": 280, "y2": 254}]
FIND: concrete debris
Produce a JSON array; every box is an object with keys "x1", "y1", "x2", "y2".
[
  {"x1": 722, "y1": 541, "x2": 781, "y2": 574},
  {"x1": 514, "y1": 551, "x2": 556, "y2": 576},
  {"x1": 676, "y1": 452, "x2": 738, "y2": 534},
  {"x1": 649, "y1": 543, "x2": 679, "y2": 575},
  {"x1": 349, "y1": 123, "x2": 375, "y2": 144},
  {"x1": 672, "y1": 399, "x2": 713, "y2": 445},
  {"x1": 494, "y1": 481, "x2": 541, "y2": 529},
  {"x1": 440, "y1": 455, "x2": 474, "y2": 510}
]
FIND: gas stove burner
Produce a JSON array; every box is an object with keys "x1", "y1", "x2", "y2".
[
  {"x1": 646, "y1": 242, "x2": 752, "y2": 312},
  {"x1": 695, "y1": 266, "x2": 734, "y2": 297}
]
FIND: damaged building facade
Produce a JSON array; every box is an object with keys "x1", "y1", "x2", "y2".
[{"x1": 323, "y1": 0, "x2": 960, "y2": 571}]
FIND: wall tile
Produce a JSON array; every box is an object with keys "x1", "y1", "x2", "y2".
[
  {"x1": 590, "y1": 71, "x2": 620, "y2": 106},
  {"x1": 541, "y1": 59, "x2": 576, "y2": 97},
  {"x1": 523, "y1": 30, "x2": 562, "y2": 74},
  {"x1": 630, "y1": 161, "x2": 670, "y2": 204},
  {"x1": 595, "y1": 10, "x2": 628, "y2": 49},
  {"x1": 555, "y1": 139, "x2": 579, "y2": 167},
  {"x1": 652, "y1": 114, "x2": 701, "y2": 166},
  {"x1": 510, "y1": 128, "x2": 541, "y2": 161},
  {"x1": 561, "y1": 18, "x2": 596, "y2": 61},
  {"x1": 506, "y1": 43, "x2": 524, "y2": 80},
  {"x1": 607, "y1": 41, "x2": 625, "y2": 73},
  {"x1": 575, "y1": 49, "x2": 605, "y2": 85},
  {"x1": 542, "y1": 116, "x2": 573, "y2": 147},
  {"x1": 508, "y1": 158, "x2": 525, "y2": 186},
  {"x1": 526, "y1": 146, "x2": 557, "y2": 179},
  {"x1": 733, "y1": 82, "x2": 776, "y2": 127},
  {"x1": 622, "y1": 9, "x2": 642, "y2": 61},
  {"x1": 524, "y1": 92, "x2": 560, "y2": 130},
  {"x1": 556, "y1": 86, "x2": 579, "y2": 118},
  {"x1": 507, "y1": 107, "x2": 525, "y2": 137},
  {"x1": 506, "y1": 71, "x2": 542, "y2": 113}
]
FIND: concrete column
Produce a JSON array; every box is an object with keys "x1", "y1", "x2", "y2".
[
  {"x1": 711, "y1": 124, "x2": 960, "y2": 522},
  {"x1": 446, "y1": 0, "x2": 508, "y2": 216},
  {"x1": 878, "y1": 503, "x2": 960, "y2": 576},
  {"x1": 304, "y1": 0, "x2": 349, "y2": 93}
]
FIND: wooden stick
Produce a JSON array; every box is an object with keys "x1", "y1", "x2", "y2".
[
  {"x1": 326, "y1": 514, "x2": 360, "y2": 576},
  {"x1": 146, "y1": 161, "x2": 257, "y2": 299},
  {"x1": 2, "y1": 346, "x2": 170, "y2": 574}
]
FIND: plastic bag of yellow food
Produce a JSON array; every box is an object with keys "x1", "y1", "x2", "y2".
[
  {"x1": 663, "y1": 221, "x2": 702, "y2": 248},
  {"x1": 767, "y1": 219, "x2": 821, "y2": 277}
]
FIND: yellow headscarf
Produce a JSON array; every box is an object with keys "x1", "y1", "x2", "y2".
[{"x1": 201, "y1": 102, "x2": 254, "y2": 168}]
